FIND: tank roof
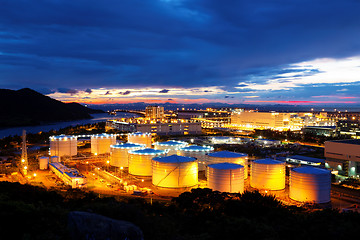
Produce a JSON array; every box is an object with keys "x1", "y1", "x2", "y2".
[
  {"x1": 91, "y1": 133, "x2": 116, "y2": 138},
  {"x1": 208, "y1": 162, "x2": 244, "y2": 170},
  {"x1": 110, "y1": 143, "x2": 145, "y2": 149},
  {"x1": 180, "y1": 145, "x2": 214, "y2": 152},
  {"x1": 128, "y1": 132, "x2": 151, "y2": 136},
  {"x1": 253, "y1": 159, "x2": 285, "y2": 165},
  {"x1": 154, "y1": 140, "x2": 187, "y2": 146},
  {"x1": 208, "y1": 151, "x2": 247, "y2": 158},
  {"x1": 292, "y1": 166, "x2": 330, "y2": 175},
  {"x1": 152, "y1": 155, "x2": 196, "y2": 163},
  {"x1": 50, "y1": 135, "x2": 76, "y2": 140},
  {"x1": 129, "y1": 148, "x2": 166, "y2": 155}
]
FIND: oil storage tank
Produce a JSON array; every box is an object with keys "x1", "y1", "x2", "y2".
[
  {"x1": 91, "y1": 134, "x2": 117, "y2": 155},
  {"x1": 289, "y1": 166, "x2": 331, "y2": 203},
  {"x1": 177, "y1": 145, "x2": 214, "y2": 171},
  {"x1": 152, "y1": 155, "x2": 198, "y2": 188},
  {"x1": 39, "y1": 156, "x2": 49, "y2": 170},
  {"x1": 128, "y1": 132, "x2": 152, "y2": 148},
  {"x1": 128, "y1": 148, "x2": 166, "y2": 176},
  {"x1": 110, "y1": 143, "x2": 145, "y2": 168},
  {"x1": 207, "y1": 163, "x2": 244, "y2": 193},
  {"x1": 207, "y1": 151, "x2": 248, "y2": 179},
  {"x1": 251, "y1": 159, "x2": 285, "y2": 190},
  {"x1": 49, "y1": 135, "x2": 77, "y2": 157},
  {"x1": 153, "y1": 140, "x2": 188, "y2": 155}
]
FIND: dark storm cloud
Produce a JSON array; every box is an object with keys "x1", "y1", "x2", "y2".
[
  {"x1": 0, "y1": 0, "x2": 360, "y2": 97},
  {"x1": 85, "y1": 88, "x2": 92, "y2": 94}
]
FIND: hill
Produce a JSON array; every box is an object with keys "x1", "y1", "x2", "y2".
[{"x1": 0, "y1": 88, "x2": 103, "y2": 128}]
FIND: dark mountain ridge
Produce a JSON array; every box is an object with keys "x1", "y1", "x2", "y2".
[{"x1": 0, "y1": 88, "x2": 103, "y2": 128}]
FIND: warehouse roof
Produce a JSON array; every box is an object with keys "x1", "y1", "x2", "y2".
[{"x1": 286, "y1": 155, "x2": 324, "y2": 164}]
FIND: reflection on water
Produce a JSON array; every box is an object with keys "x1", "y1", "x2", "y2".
[{"x1": 0, "y1": 112, "x2": 138, "y2": 139}]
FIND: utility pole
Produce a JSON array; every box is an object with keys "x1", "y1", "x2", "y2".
[{"x1": 21, "y1": 130, "x2": 28, "y2": 175}]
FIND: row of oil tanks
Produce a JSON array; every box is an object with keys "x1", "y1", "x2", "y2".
[
  {"x1": 49, "y1": 132, "x2": 154, "y2": 157},
  {"x1": 110, "y1": 139, "x2": 331, "y2": 203},
  {"x1": 49, "y1": 133, "x2": 331, "y2": 203}
]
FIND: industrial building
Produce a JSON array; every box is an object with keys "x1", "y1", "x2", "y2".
[
  {"x1": 49, "y1": 162, "x2": 86, "y2": 188},
  {"x1": 231, "y1": 110, "x2": 291, "y2": 130},
  {"x1": 286, "y1": 155, "x2": 324, "y2": 167},
  {"x1": 178, "y1": 145, "x2": 214, "y2": 171},
  {"x1": 145, "y1": 106, "x2": 164, "y2": 119},
  {"x1": 207, "y1": 151, "x2": 248, "y2": 179},
  {"x1": 106, "y1": 120, "x2": 202, "y2": 135},
  {"x1": 324, "y1": 139, "x2": 360, "y2": 177}
]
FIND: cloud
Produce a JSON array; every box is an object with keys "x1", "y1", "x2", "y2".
[
  {"x1": 85, "y1": 88, "x2": 92, "y2": 94},
  {"x1": 104, "y1": 90, "x2": 111, "y2": 95},
  {"x1": 1, "y1": 0, "x2": 360, "y2": 104},
  {"x1": 159, "y1": 89, "x2": 170, "y2": 93},
  {"x1": 119, "y1": 90, "x2": 131, "y2": 95},
  {"x1": 57, "y1": 88, "x2": 78, "y2": 95}
]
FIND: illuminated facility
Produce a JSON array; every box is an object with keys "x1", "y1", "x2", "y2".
[
  {"x1": 152, "y1": 155, "x2": 198, "y2": 188},
  {"x1": 49, "y1": 135, "x2": 77, "y2": 157},
  {"x1": 49, "y1": 162, "x2": 86, "y2": 188},
  {"x1": 207, "y1": 163, "x2": 244, "y2": 193},
  {"x1": 231, "y1": 109, "x2": 335, "y2": 131},
  {"x1": 324, "y1": 139, "x2": 360, "y2": 177},
  {"x1": 207, "y1": 151, "x2": 248, "y2": 179},
  {"x1": 145, "y1": 106, "x2": 164, "y2": 119},
  {"x1": 153, "y1": 140, "x2": 188, "y2": 155},
  {"x1": 250, "y1": 159, "x2": 285, "y2": 190},
  {"x1": 91, "y1": 134, "x2": 117, "y2": 155},
  {"x1": 128, "y1": 148, "x2": 167, "y2": 176},
  {"x1": 128, "y1": 132, "x2": 152, "y2": 148},
  {"x1": 289, "y1": 167, "x2": 331, "y2": 203},
  {"x1": 110, "y1": 143, "x2": 145, "y2": 168},
  {"x1": 177, "y1": 145, "x2": 214, "y2": 171}
]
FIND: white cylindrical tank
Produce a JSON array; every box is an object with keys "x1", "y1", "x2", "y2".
[
  {"x1": 128, "y1": 132, "x2": 152, "y2": 148},
  {"x1": 49, "y1": 135, "x2": 77, "y2": 157},
  {"x1": 207, "y1": 151, "x2": 248, "y2": 179},
  {"x1": 51, "y1": 156, "x2": 60, "y2": 163},
  {"x1": 152, "y1": 155, "x2": 198, "y2": 188},
  {"x1": 290, "y1": 167, "x2": 331, "y2": 203},
  {"x1": 177, "y1": 145, "x2": 214, "y2": 171},
  {"x1": 250, "y1": 159, "x2": 285, "y2": 190},
  {"x1": 91, "y1": 134, "x2": 117, "y2": 155},
  {"x1": 128, "y1": 148, "x2": 166, "y2": 176},
  {"x1": 153, "y1": 140, "x2": 188, "y2": 155},
  {"x1": 110, "y1": 143, "x2": 145, "y2": 168},
  {"x1": 207, "y1": 163, "x2": 244, "y2": 193},
  {"x1": 39, "y1": 156, "x2": 49, "y2": 170}
]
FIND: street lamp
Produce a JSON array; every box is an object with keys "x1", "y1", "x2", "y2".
[
  {"x1": 106, "y1": 160, "x2": 110, "y2": 171},
  {"x1": 120, "y1": 166, "x2": 123, "y2": 179}
]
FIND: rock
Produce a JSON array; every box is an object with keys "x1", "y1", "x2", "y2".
[{"x1": 68, "y1": 211, "x2": 144, "y2": 240}]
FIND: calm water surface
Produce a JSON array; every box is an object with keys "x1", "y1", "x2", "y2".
[{"x1": 0, "y1": 112, "x2": 137, "y2": 139}]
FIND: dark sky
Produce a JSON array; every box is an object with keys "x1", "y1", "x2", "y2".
[{"x1": 1, "y1": 0, "x2": 360, "y2": 104}]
